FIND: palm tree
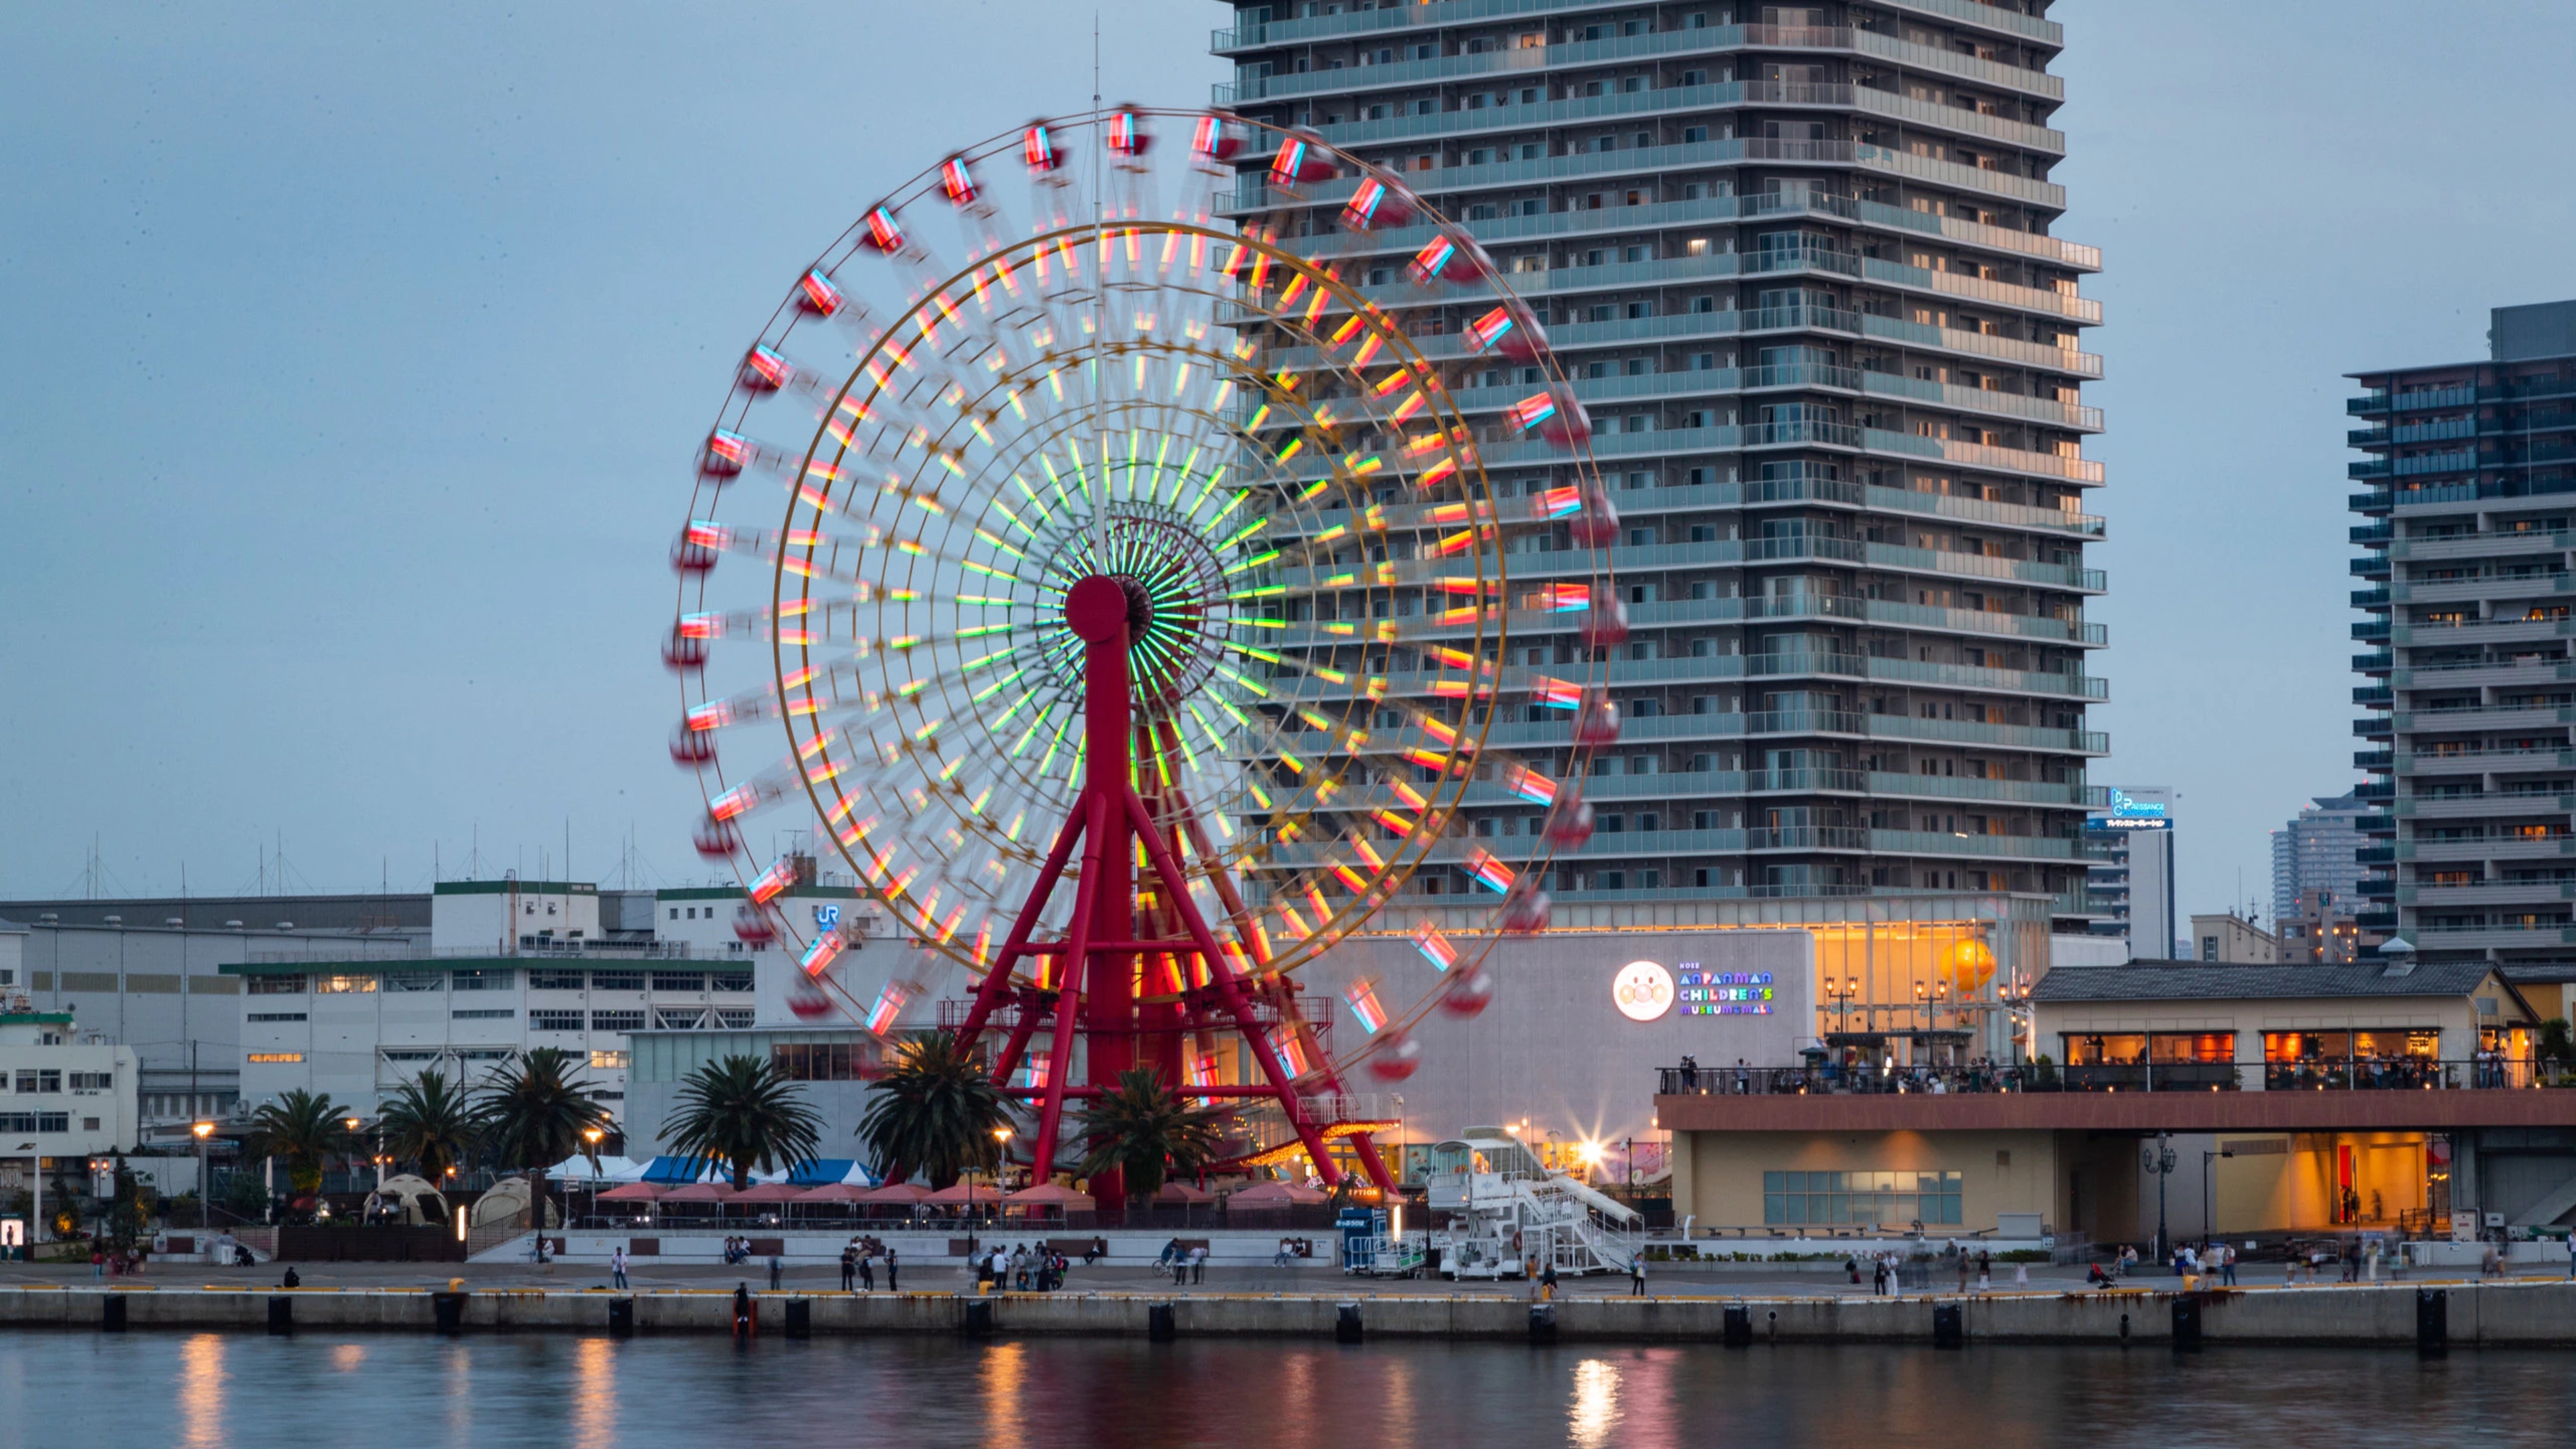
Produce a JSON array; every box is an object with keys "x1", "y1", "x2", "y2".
[
  {"x1": 475, "y1": 1047, "x2": 611, "y2": 1231},
  {"x1": 660, "y1": 1055, "x2": 824, "y2": 1190},
  {"x1": 857, "y1": 1030, "x2": 1015, "y2": 1187},
  {"x1": 243, "y1": 1089, "x2": 357, "y2": 1200},
  {"x1": 1069, "y1": 1068, "x2": 1226, "y2": 1203},
  {"x1": 377, "y1": 1069, "x2": 480, "y2": 1183}
]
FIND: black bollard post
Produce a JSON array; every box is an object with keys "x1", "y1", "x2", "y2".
[
  {"x1": 267, "y1": 1296, "x2": 293, "y2": 1336},
  {"x1": 432, "y1": 1291, "x2": 467, "y2": 1336},
  {"x1": 1148, "y1": 1303, "x2": 1178, "y2": 1342},
  {"x1": 2171, "y1": 1295, "x2": 2202, "y2": 1350},
  {"x1": 1335, "y1": 1301, "x2": 1364, "y2": 1344},
  {"x1": 2416, "y1": 1288, "x2": 2447, "y2": 1355},
  {"x1": 1723, "y1": 1305, "x2": 1752, "y2": 1348},
  {"x1": 1528, "y1": 1303, "x2": 1558, "y2": 1346},
  {"x1": 607, "y1": 1297, "x2": 635, "y2": 1338},
  {"x1": 102, "y1": 1295, "x2": 127, "y2": 1334},
  {"x1": 784, "y1": 1299, "x2": 812, "y2": 1340},
  {"x1": 1931, "y1": 1303, "x2": 1964, "y2": 1349}
]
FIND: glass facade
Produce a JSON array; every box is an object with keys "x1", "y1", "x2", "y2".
[{"x1": 1763, "y1": 1168, "x2": 1962, "y2": 1226}]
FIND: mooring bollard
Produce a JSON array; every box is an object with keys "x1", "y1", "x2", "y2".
[
  {"x1": 2171, "y1": 1295, "x2": 2202, "y2": 1351},
  {"x1": 1335, "y1": 1301, "x2": 1363, "y2": 1344},
  {"x1": 432, "y1": 1291, "x2": 467, "y2": 1336},
  {"x1": 1722, "y1": 1305, "x2": 1752, "y2": 1348},
  {"x1": 2417, "y1": 1287, "x2": 2447, "y2": 1354},
  {"x1": 267, "y1": 1296, "x2": 293, "y2": 1336},
  {"x1": 1148, "y1": 1302, "x2": 1178, "y2": 1342},
  {"x1": 1931, "y1": 1303, "x2": 1964, "y2": 1349},
  {"x1": 1529, "y1": 1303, "x2": 1558, "y2": 1346},
  {"x1": 607, "y1": 1297, "x2": 635, "y2": 1338},
  {"x1": 102, "y1": 1295, "x2": 127, "y2": 1334},
  {"x1": 784, "y1": 1299, "x2": 812, "y2": 1340}
]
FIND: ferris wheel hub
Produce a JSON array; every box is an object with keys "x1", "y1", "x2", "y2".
[{"x1": 1064, "y1": 574, "x2": 1134, "y2": 645}]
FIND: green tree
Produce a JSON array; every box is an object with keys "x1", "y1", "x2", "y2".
[
  {"x1": 101, "y1": 1155, "x2": 150, "y2": 1252},
  {"x1": 1068, "y1": 1068, "x2": 1226, "y2": 1203},
  {"x1": 378, "y1": 1069, "x2": 480, "y2": 1183},
  {"x1": 243, "y1": 1089, "x2": 357, "y2": 1199},
  {"x1": 659, "y1": 1055, "x2": 824, "y2": 1190},
  {"x1": 474, "y1": 1048, "x2": 610, "y2": 1231},
  {"x1": 857, "y1": 1030, "x2": 1014, "y2": 1188},
  {"x1": 2538, "y1": 1018, "x2": 2573, "y2": 1065}
]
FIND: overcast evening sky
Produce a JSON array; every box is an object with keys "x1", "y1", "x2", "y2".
[{"x1": 3, "y1": 2, "x2": 2572, "y2": 920}]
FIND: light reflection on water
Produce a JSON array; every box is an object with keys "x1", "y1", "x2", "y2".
[{"x1": 3, "y1": 1332, "x2": 2571, "y2": 1448}]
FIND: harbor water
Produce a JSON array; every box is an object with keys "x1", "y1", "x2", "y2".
[{"x1": 1, "y1": 1331, "x2": 2569, "y2": 1447}]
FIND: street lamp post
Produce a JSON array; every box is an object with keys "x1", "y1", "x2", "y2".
[
  {"x1": 2140, "y1": 1132, "x2": 2178, "y2": 1263},
  {"x1": 583, "y1": 1127, "x2": 604, "y2": 1226},
  {"x1": 192, "y1": 1122, "x2": 214, "y2": 1228}
]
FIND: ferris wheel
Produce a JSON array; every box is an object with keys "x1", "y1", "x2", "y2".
[{"x1": 665, "y1": 106, "x2": 1621, "y2": 1201}]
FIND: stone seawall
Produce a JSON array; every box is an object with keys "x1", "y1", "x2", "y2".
[{"x1": 5, "y1": 1282, "x2": 2575, "y2": 1346}]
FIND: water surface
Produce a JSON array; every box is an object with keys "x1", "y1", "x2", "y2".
[{"x1": 0, "y1": 1330, "x2": 2560, "y2": 1447}]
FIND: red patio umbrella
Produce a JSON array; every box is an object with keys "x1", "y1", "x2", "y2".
[
  {"x1": 859, "y1": 1183, "x2": 936, "y2": 1203},
  {"x1": 1227, "y1": 1181, "x2": 1329, "y2": 1205},
  {"x1": 596, "y1": 1183, "x2": 667, "y2": 1203},
  {"x1": 658, "y1": 1182, "x2": 737, "y2": 1205},
  {"x1": 793, "y1": 1183, "x2": 871, "y2": 1204},
  {"x1": 731, "y1": 1183, "x2": 806, "y2": 1205},
  {"x1": 1004, "y1": 1183, "x2": 1096, "y2": 1212},
  {"x1": 1152, "y1": 1182, "x2": 1214, "y2": 1204}
]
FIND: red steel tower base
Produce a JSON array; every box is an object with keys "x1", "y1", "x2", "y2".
[{"x1": 945, "y1": 575, "x2": 1395, "y2": 1212}]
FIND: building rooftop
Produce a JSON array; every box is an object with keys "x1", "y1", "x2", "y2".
[{"x1": 2033, "y1": 959, "x2": 2515, "y2": 1004}]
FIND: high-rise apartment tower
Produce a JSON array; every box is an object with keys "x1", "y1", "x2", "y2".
[
  {"x1": 2350, "y1": 299, "x2": 2576, "y2": 968},
  {"x1": 1212, "y1": 0, "x2": 2106, "y2": 919}
]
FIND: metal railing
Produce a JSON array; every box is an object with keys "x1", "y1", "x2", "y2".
[
  {"x1": 1656, "y1": 1057, "x2": 2561, "y2": 1096},
  {"x1": 243, "y1": 939, "x2": 695, "y2": 965}
]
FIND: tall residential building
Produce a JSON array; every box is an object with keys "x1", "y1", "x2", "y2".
[
  {"x1": 2082, "y1": 786, "x2": 2173, "y2": 960},
  {"x1": 2269, "y1": 790, "x2": 2367, "y2": 929},
  {"x1": 2349, "y1": 299, "x2": 2576, "y2": 969},
  {"x1": 1213, "y1": 0, "x2": 2106, "y2": 930}
]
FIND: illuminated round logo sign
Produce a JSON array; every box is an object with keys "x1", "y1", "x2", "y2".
[{"x1": 1613, "y1": 960, "x2": 1674, "y2": 1022}]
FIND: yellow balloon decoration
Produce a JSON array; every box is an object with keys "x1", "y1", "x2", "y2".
[{"x1": 1946, "y1": 938, "x2": 1998, "y2": 996}]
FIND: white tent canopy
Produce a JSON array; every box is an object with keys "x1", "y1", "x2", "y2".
[{"x1": 547, "y1": 1154, "x2": 648, "y2": 1183}]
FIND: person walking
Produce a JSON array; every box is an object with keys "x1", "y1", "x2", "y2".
[
  {"x1": 1191, "y1": 1245, "x2": 1208, "y2": 1285},
  {"x1": 610, "y1": 1245, "x2": 629, "y2": 1291}
]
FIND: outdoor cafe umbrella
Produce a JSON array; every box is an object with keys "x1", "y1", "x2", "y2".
[
  {"x1": 1227, "y1": 1181, "x2": 1330, "y2": 1205},
  {"x1": 595, "y1": 1183, "x2": 667, "y2": 1203},
  {"x1": 1004, "y1": 1183, "x2": 1095, "y2": 1216},
  {"x1": 1152, "y1": 1181, "x2": 1214, "y2": 1204}
]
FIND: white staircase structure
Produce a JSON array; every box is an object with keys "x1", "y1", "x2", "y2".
[{"x1": 1426, "y1": 1129, "x2": 1643, "y2": 1279}]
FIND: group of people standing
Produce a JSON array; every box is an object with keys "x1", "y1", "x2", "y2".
[
  {"x1": 977, "y1": 1242, "x2": 1071, "y2": 1293},
  {"x1": 837, "y1": 1240, "x2": 899, "y2": 1291}
]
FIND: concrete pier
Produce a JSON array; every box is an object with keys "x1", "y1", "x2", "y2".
[{"x1": 5, "y1": 1281, "x2": 2575, "y2": 1345}]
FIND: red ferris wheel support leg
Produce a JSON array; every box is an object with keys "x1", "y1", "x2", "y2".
[{"x1": 987, "y1": 576, "x2": 1381, "y2": 1211}]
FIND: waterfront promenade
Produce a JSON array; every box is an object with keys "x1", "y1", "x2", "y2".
[{"x1": 5, "y1": 1263, "x2": 2574, "y2": 1347}]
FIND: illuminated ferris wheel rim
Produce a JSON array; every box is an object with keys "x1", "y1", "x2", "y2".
[{"x1": 668, "y1": 104, "x2": 1623, "y2": 1051}]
